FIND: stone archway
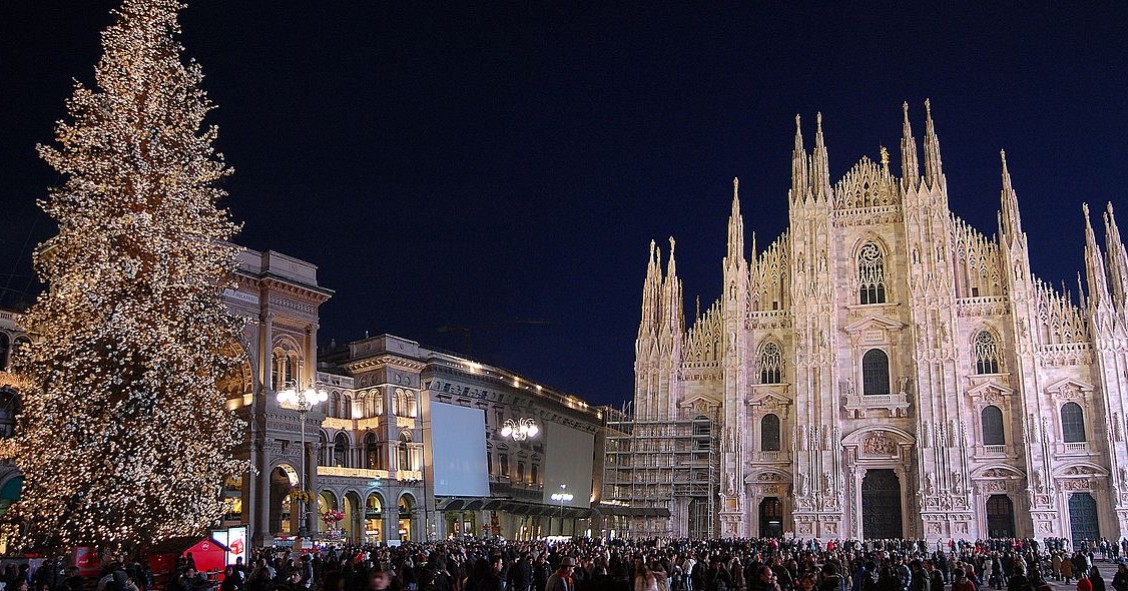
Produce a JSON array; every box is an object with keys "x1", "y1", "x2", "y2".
[
  {"x1": 343, "y1": 491, "x2": 363, "y2": 543},
  {"x1": 269, "y1": 464, "x2": 299, "y2": 535}
]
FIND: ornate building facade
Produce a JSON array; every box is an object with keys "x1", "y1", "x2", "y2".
[{"x1": 609, "y1": 102, "x2": 1128, "y2": 543}]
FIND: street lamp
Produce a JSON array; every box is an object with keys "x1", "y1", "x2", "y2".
[
  {"x1": 499, "y1": 418, "x2": 539, "y2": 441},
  {"x1": 550, "y1": 483, "x2": 573, "y2": 536},
  {"x1": 277, "y1": 382, "x2": 328, "y2": 538}
]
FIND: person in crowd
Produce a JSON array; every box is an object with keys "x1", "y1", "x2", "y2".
[{"x1": 547, "y1": 557, "x2": 578, "y2": 591}]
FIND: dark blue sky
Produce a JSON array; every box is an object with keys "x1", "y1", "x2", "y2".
[{"x1": 2, "y1": 2, "x2": 1127, "y2": 407}]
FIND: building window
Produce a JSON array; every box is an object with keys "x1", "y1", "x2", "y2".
[
  {"x1": 981, "y1": 405, "x2": 1005, "y2": 446},
  {"x1": 974, "y1": 331, "x2": 1001, "y2": 374},
  {"x1": 531, "y1": 464, "x2": 539, "y2": 486},
  {"x1": 517, "y1": 461, "x2": 525, "y2": 483},
  {"x1": 862, "y1": 349, "x2": 890, "y2": 396},
  {"x1": 365, "y1": 432, "x2": 384, "y2": 470},
  {"x1": 0, "y1": 334, "x2": 9, "y2": 371},
  {"x1": 858, "y1": 243, "x2": 887, "y2": 304},
  {"x1": 496, "y1": 409, "x2": 504, "y2": 426},
  {"x1": 487, "y1": 451, "x2": 493, "y2": 475},
  {"x1": 333, "y1": 432, "x2": 348, "y2": 467},
  {"x1": 0, "y1": 388, "x2": 18, "y2": 439},
  {"x1": 499, "y1": 453, "x2": 509, "y2": 477},
  {"x1": 398, "y1": 432, "x2": 413, "y2": 470},
  {"x1": 1061, "y1": 402, "x2": 1086, "y2": 443},
  {"x1": 760, "y1": 414, "x2": 781, "y2": 452},
  {"x1": 759, "y1": 342, "x2": 783, "y2": 384},
  {"x1": 329, "y1": 391, "x2": 340, "y2": 418}
]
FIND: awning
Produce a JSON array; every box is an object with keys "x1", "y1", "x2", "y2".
[
  {"x1": 439, "y1": 500, "x2": 464, "y2": 511},
  {"x1": 483, "y1": 500, "x2": 503, "y2": 510},
  {"x1": 464, "y1": 500, "x2": 484, "y2": 510}
]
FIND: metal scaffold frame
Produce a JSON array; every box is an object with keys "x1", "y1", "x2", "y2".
[{"x1": 602, "y1": 404, "x2": 719, "y2": 539}]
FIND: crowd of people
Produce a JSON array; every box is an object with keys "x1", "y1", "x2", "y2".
[
  {"x1": 8, "y1": 537, "x2": 1128, "y2": 591},
  {"x1": 179, "y1": 537, "x2": 1128, "y2": 591}
]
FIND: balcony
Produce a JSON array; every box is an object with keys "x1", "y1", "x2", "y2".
[
  {"x1": 395, "y1": 470, "x2": 423, "y2": 481},
  {"x1": 322, "y1": 417, "x2": 353, "y2": 430},
  {"x1": 356, "y1": 417, "x2": 383, "y2": 430},
  {"x1": 1063, "y1": 442, "x2": 1090, "y2": 454},
  {"x1": 983, "y1": 445, "x2": 1006, "y2": 455},
  {"x1": 318, "y1": 466, "x2": 389, "y2": 479}
]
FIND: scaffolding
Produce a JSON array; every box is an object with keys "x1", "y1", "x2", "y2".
[{"x1": 602, "y1": 404, "x2": 719, "y2": 538}]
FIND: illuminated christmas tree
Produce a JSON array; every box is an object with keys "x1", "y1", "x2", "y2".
[{"x1": 11, "y1": 0, "x2": 249, "y2": 547}]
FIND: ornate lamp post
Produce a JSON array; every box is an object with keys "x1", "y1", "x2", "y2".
[
  {"x1": 277, "y1": 382, "x2": 328, "y2": 538},
  {"x1": 499, "y1": 418, "x2": 539, "y2": 441},
  {"x1": 550, "y1": 483, "x2": 573, "y2": 535}
]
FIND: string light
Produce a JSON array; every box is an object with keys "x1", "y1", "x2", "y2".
[{"x1": 9, "y1": 0, "x2": 249, "y2": 548}]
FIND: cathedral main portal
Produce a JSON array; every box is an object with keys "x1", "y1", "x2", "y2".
[{"x1": 862, "y1": 469, "x2": 902, "y2": 539}]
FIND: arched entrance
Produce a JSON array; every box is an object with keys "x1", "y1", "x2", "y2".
[
  {"x1": 397, "y1": 493, "x2": 417, "y2": 541},
  {"x1": 759, "y1": 497, "x2": 783, "y2": 538},
  {"x1": 1069, "y1": 492, "x2": 1099, "y2": 547},
  {"x1": 364, "y1": 493, "x2": 385, "y2": 542},
  {"x1": 687, "y1": 497, "x2": 711, "y2": 539},
  {"x1": 269, "y1": 464, "x2": 299, "y2": 535},
  {"x1": 223, "y1": 475, "x2": 244, "y2": 525},
  {"x1": 343, "y1": 492, "x2": 362, "y2": 543},
  {"x1": 985, "y1": 494, "x2": 1015, "y2": 538},
  {"x1": 317, "y1": 491, "x2": 340, "y2": 537},
  {"x1": 861, "y1": 469, "x2": 902, "y2": 539}
]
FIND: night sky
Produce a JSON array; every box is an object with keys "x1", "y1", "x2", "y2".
[{"x1": 3, "y1": 2, "x2": 1127, "y2": 407}]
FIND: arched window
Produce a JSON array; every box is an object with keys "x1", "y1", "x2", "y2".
[
  {"x1": 271, "y1": 349, "x2": 298, "y2": 391},
  {"x1": 328, "y1": 391, "x2": 340, "y2": 418},
  {"x1": 0, "y1": 388, "x2": 18, "y2": 439},
  {"x1": 0, "y1": 333, "x2": 10, "y2": 371},
  {"x1": 974, "y1": 331, "x2": 1001, "y2": 374},
  {"x1": 365, "y1": 432, "x2": 384, "y2": 470},
  {"x1": 862, "y1": 349, "x2": 890, "y2": 396},
  {"x1": 759, "y1": 342, "x2": 783, "y2": 384},
  {"x1": 398, "y1": 432, "x2": 412, "y2": 471},
  {"x1": 760, "y1": 414, "x2": 781, "y2": 452},
  {"x1": 404, "y1": 391, "x2": 418, "y2": 418},
  {"x1": 981, "y1": 405, "x2": 1005, "y2": 446},
  {"x1": 858, "y1": 243, "x2": 887, "y2": 304},
  {"x1": 1061, "y1": 402, "x2": 1086, "y2": 443},
  {"x1": 333, "y1": 432, "x2": 349, "y2": 467}
]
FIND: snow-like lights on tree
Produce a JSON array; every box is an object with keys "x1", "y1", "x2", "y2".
[{"x1": 9, "y1": 0, "x2": 249, "y2": 548}]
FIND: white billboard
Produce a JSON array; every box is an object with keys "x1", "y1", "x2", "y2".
[
  {"x1": 542, "y1": 422, "x2": 594, "y2": 508},
  {"x1": 430, "y1": 402, "x2": 490, "y2": 497}
]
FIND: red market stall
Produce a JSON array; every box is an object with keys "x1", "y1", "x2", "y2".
[{"x1": 148, "y1": 537, "x2": 230, "y2": 586}]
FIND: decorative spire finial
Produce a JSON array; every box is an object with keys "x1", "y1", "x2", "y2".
[{"x1": 880, "y1": 145, "x2": 890, "y2": 169}]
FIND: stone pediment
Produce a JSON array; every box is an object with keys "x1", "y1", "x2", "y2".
[
  {"x1": 678, "y1": 394, "x2": 720, "y2": 413},
  {"x1": 966, "y1": 381, "x2": 1012, "y2": 402},
  {"x1": 971, "y1": 465, "x2": 1024, "y2": 480},
  {"x1": 746, "y1": 391, "x2": 791, "y2": 406},
  {"x1": 843, "y1": 315, "x2": 905, "y2": 334},
  {"x1": 1044, "y1": 377, "x2": 1093, "y2": 400},
  {"x1": 745, "y1": 469, "x2": 792, "y2": 484},
  {"x1": 1054, "y1": 463, "x2": 1108, "y2": 478}
]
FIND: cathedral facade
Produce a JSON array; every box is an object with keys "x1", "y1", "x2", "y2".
[{"x1": 626, "y1": 102, "x2": 1128, "y2": 542}]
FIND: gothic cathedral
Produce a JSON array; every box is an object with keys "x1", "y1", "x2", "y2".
[{"x1": 628, "y1": 102, "x2": 1128, "y2": 542}]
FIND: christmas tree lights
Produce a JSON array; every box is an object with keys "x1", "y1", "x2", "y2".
[{"x1": 11, "y1": 0, "x2": 250, "y2": 548}]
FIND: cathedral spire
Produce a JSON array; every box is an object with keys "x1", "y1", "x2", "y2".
[
  {"x1": 900, "y1": 101, "x2": 920, "y2": 189},
  {"x1": 1083, "y1": 203, "x2": 1111, "y2": 309},
  {"x1": 638, "y1": 240, "x2": 661, "y2": 339},
  {"x1": 791, "y1": 114, "x2": 808, "y2": 201},
  {"x1": 1103, "y1": 202, "x2": 1128, "y2": 312},
  {"x1": 998, "y1": 150, "x2": 1024, "y2": 242},
  {"x1": 726, "y1": 177, "x2": 745, "y2": 266},
  {"x1": 661, "y1": 237, "x2": 684, "y2": 334},
  {"x1": 810, "y1": 112, "x2": 831, "y2": 199},
  {"x1": 923, "y1": 99, "x2": 944, "y2": 189}
]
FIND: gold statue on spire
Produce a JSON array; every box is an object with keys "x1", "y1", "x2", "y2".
[{"x1": 879, "y1": 145, "x2": 890, "y2": 174}]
